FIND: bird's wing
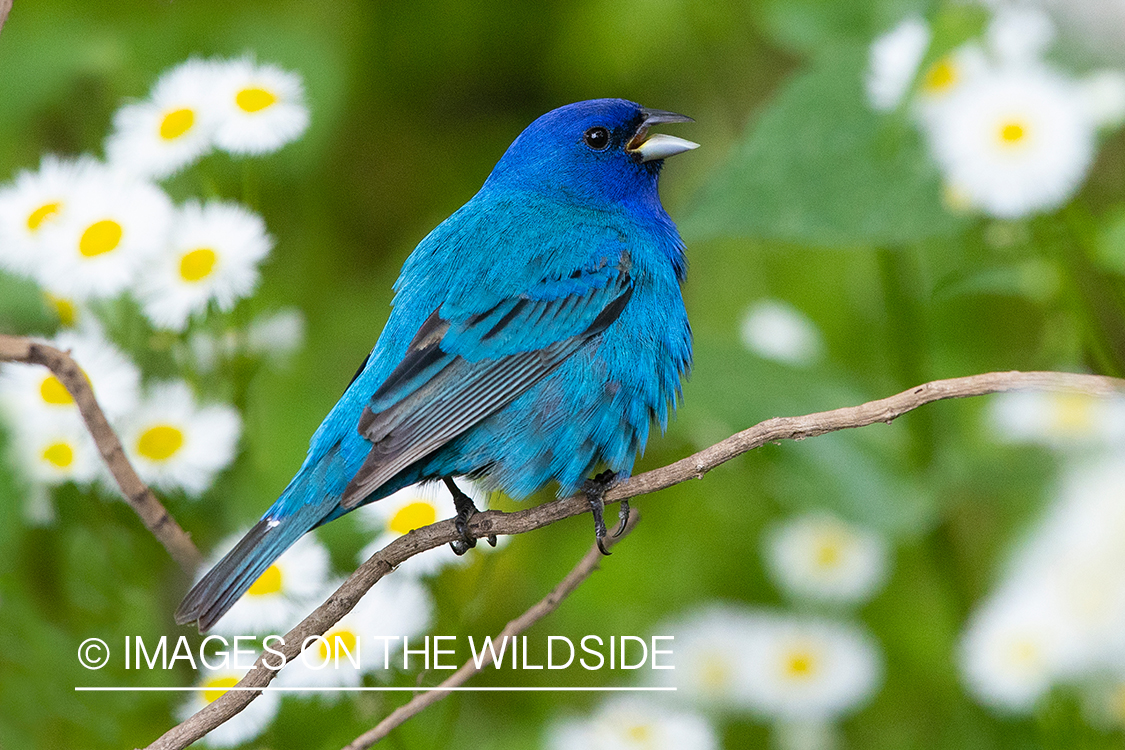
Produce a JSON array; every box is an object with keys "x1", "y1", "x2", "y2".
[{"x1": 339, "y1": 258, "x2": 632, "y2": 509}]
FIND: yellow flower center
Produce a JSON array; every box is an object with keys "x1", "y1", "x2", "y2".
[
  {"x1": 45, "y1": 293, "x2": 78, "y2": 327},
  {"x1": 388, "y1": 500, "x2": 438, "y2": 535},
  {"x1": 923, "y1": 58, "x2": 958, "y2": 93},
  {"x1": 1050, "y1": 393, "x2": 1094, "y2": 434},
  {"x1": 27, "y1": 201, "x2": 61, "y2": 231},
  {"x1": 203, "y1": 676, "x2": 239, "y2": 704},
  {"x1": 625, "y1": 723, "x2": 652, "y2": 743},
  {"x1": 247, "y1": 564, "x2": 283, "y2": 596},
  {"x1": 159, "y1": 108, "x2": 195, "y2": 140},
  {"x1": 319, "y1": 628, "x2": 359, "y2": 662},
  {"x1": 179, "y1": 248, "x2": 218, "y2": 282},
  {"x1": 136, "y1": 424, "x2": 185, "y2": 461},
  {"x1": 39, "y1": 375, "x2": 74, "y2": 405},
  {"x1": 236, "y1": 87, "x2": 278, "y2": 113},
  {"x1": 42, "y1": 442, "x2": 75, "y2": 468},
  {"x1": 1009, "y1": 639, "x2": 1039, "y2": 668},
  {"x1": 79, "y1": 219, "x2": 123, "y2": 258},
  {"x1": 783, "y1": 648, "x2": 817, "y2": 679},
  {"x1": 698, "y1": 654, "x2": 731, "y2": 690},
  {"x1": 814, "y1": 533, "x2": 845, "y2": 569},
  {"x1": 999, "y1": 121, "x2": 1027, "y2": 146}
]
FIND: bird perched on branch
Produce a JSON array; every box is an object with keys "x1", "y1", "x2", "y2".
[{"x1": 177, "y1": 99, "x2": 697, "y2": 631}]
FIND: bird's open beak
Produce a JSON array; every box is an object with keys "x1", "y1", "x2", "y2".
[{"x1": 628, "y1": 108, "x2": 699, "y2": 163}]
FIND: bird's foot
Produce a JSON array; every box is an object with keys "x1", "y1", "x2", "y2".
[
  {"x1": 445, "y1": 477, "x2": 496, "y2": 555},
  {"x1": 583, "y1": 470, "x2": 620, "y2": 555}
]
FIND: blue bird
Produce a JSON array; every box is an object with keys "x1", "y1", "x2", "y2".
[{"x1": 176, "y1": 99, "x2": 697, "y2": 631}]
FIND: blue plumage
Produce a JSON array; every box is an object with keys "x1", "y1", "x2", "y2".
[{"x1": 177, "y1": 99, "x2": 696, "y2": 631}]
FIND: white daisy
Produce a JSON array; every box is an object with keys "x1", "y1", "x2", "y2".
[
  {"x1": 0, "y1": 327, "x2": 140, "y2": 427},
  {"x1": 545, "y1": 696, "x2": 719, "y2": 750},
  {"x1": 0, "y1": 155, "x2": 96, "y2": 278},
  {"x1": 136, "y1": 200, "x2": 272, "y2": 331},
  {"x1": 739, "y1": 300, "x2": 823, "y2": 367},
  {"x1": 742, "y1": 613, "x2": 883, "y2": 722},
  {"x1": 177, "y1": 666, "x2": 280, "y2": 748},
  {"x1": 211, "y1": 57, "x2": 309, "y2": 155},
  {"x1": 958, "y1": 586, "x2": 1078, "y2": 712},
  {"x1": 104, "y1": 59, "x2": 221, "y2": 180},
  {"x1": 986, "y1": 390, "x2": 1125, "y2": 448},
  {"x1": 121, "y1": 381, "x2": 240, "y2": 497},
  {"x1": 205, "y1": 532, "x2": 330, "y2": 637},
  {"x1": 646, "y1": 603, "x2": 762, "y2": 711},
  {"x1": 10, "y1": 418, "x2": 100, "y2": 488},
  {"x1": 356, "y1": 478, "x2": 504, "y2": 577},
  {"x1": 865, "y1": 16, "x2": 931, "y2": 111},
  {"x1": 36, "y1": 167, "x2": 173, "y2": 300},
  {"x1": 764, "y1": 513, "x2": 890, "y2": 607},
  {"x1": 924, "y1": 64, "x2": 1096, "y2": 218},
  {"x1": 276, "y1": 575, "x2": 433, "y2": 694}
]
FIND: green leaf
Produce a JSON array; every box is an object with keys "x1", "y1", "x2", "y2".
[{"x1": 681, "y1": 46, "x2": 965, "y2": 248}]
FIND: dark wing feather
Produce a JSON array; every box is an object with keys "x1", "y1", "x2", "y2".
[{"x1": 339, "y1": 263, "x2": 632, "y2": 509}]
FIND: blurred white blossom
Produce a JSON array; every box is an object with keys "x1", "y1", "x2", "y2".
[
  {"x1": 105, "y1": 59, "x2": 222, "y2": 179},
  {"x1": 37, "y1": 166, "x2": 174, "y2": 300},
  {"x1": 764, "y1": 513, "x2": 890, "y2": 606},
  {"x1": 925, "y1": 65, "x2": 1095, "y2": 218},
  {"x1": 0, "y1": 155, "x2": 96, "y2": 277},
  {"x1": 136, "y1": 199, "x2": 272, "y2": 331},
  {"x1": 987, "y1": 390, "x2": 1125, "y2": 448},
  {"x1": 546, "y1": 696, "x2": 718, "y2": 750},
  {"x1": 740, "y1": 300, "x2": 823, "y2": 367},
  {"x1": 647, "y1": 604, "x2": 763, "y2": 711},
  {"x1": 741, "y1": 613, "x2": 883, "y2": 722},
  {"x1": 211, "y1": 57, "x2": 310, "y2": 155},
  {"x1": 959, "y1": 455, "x2": 1125, "y2": 712},
  {"x1": 865, "y1": 17, "x2": 931, "y2": 111},
  {"x1": 122, "y1": 380, "x2": 241, "y2": 497}
]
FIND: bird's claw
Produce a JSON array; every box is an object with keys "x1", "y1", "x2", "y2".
[
  {"x1": 446, "y1": 477, "x2": 483, "y2": 556},
  {"x1": 584, "y1": 470, "x2": 618, "y2": 556},
  {"x1": 612, "y1": 499, "x2": 630, "y2": 538}
]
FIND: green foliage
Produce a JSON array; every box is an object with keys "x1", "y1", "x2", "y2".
[{"x1": 1, "y1": 1, "x2": 1124, "y2": 749}]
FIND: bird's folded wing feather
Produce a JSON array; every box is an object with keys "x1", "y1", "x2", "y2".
[{"x1": 339, "y1": 259, "x2": 632, "y2": 508}]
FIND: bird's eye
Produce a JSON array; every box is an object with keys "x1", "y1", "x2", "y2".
[{"x1": 583, "y1": 126, "x2": 611, "y2": 151}]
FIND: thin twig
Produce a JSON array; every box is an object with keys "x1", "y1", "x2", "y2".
[
  {"x1": 0, "y1": 0, "x2": 11, "y2": 37},
  {"x1": 0, "y1": 334, "x2": 202, "y2": 571},
  {"x1": 343, "y1": 511, "x2": 640, "y2": 749},
  {"x1": 141, "y1": 369, "x2": 1124, "y2": 750}
]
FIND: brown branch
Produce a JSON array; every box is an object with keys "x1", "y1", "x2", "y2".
[
  {"x1": 0, "y1": 334, "x2": 202, "y2": 571},
  {"x1": 142, "y1": 369, "x2": 1125, "y2": 750},
  {"x1": 0, "y1": 0, "x2": 11, "y2": 37},
  {"x1": 343, "y1": 510, "x2": 640, "y2": 750}
]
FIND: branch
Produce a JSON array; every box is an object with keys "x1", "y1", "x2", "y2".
[
  {"x1": 0, "y1": 334, "x2": 202, "y2": 571},
  {"x1": 343, "y1": 510, "x2": 640, "y2": 750},
  {"x1": 142, "y1": 370, "x2": 1124, "y2": 750},
  {"x1": 0, "y1": 0, "x2": 11, "y2": 37}
]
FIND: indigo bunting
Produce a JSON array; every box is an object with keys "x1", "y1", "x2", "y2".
[{"x1": 177, "y1": 99, "x2": 697, "y2": 631}]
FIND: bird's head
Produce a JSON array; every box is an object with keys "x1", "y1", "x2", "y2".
[{"x1": 484, "y1": 99, "x2": 698, "y2": 211}]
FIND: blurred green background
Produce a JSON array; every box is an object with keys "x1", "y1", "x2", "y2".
[{"x1": 2, "y1": 0, "x2": 1124, "y2": 748}]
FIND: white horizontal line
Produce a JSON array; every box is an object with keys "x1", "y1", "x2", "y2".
[{"x1": 75, "y1": 686, "x2": 677, "y2": 692}]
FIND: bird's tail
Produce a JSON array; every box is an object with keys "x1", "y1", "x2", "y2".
[{"x1": 175, "y1": 499, "x2": 328, "y2": 632}]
